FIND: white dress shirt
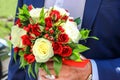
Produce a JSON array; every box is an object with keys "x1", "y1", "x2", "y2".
[{"x1": 43, "y1": 0, "x2": 99, "y2": 80}]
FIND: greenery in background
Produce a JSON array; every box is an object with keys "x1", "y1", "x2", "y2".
[
  {"x1": 0, "y1": 0, "x2": 17, "y2": 60},
  {"x1": 0, "y1": 0, "x2": 17, "y2": 38},
  {"x1": 0, "y1": 0, "x2": 17, "y2": 17},
  {"x1": 0, "y1": 21, "x2": 12, "y2": 38}
]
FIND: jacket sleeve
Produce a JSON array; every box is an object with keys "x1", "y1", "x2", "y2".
[
  {"x1": 8, "y1": 0, "x2": 26, "y2": 80},
  {"x1": 8, "y1": 48, "x2": 26, "y2": 80},
  {"x1": 95, "y1": 58, "x2": 120, "y2": 80}
]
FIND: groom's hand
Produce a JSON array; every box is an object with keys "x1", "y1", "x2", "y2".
[{"x1": 39, "y1": 61, "x2": 92, "y2": 80}]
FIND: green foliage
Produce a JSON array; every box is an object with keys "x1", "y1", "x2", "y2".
[
  {"x1": 18, "y1": 5, "x2": 30, "y2": 26},
  {"x1": 77, "y1": 44, "x2": 90, "y2": 53},
  {"x1": 0, "y1": 0, "x2": 17, "y2": 17},
  {"x1": 53, "y1": 56, "x2": 62, "y2": 76},
  {"x1": 80, "y1": 29, "x2": 91, "y2": 40},
  {"x1": 69, "y1": 44, "x2": 90, "y2": 61},
  {"x1": 0, "y1": 21, "x2": 12, "y2": 38},
  {"x1": 88, "y1": 36, "x2": 99, "y2": 40},
  {"x1": 19, "y1": 50, "x2": 27, "y2": 68},
  {"x1": 41, "y1": 63, "x2": 51, "y2": 75},
  {"x1": 19, "y1": 55, "x2": 27, "y2": 68},
  {"x1": 13, "y1": 53, "x2": 17, "y2": 62},
  {"x1": 28, "y1": 64, "x2": 36, "y2": 78},
  {"x1": 25, "y1": 46, "x2": 31, "y2": 54},
  {"x1": 80, "y1": 29, "x2": 99, "y2": 40},
  {"x1": 39, "y1": 8, "x2": 45, "y2": 26},
  {"x1": 70, "y1": 51, "x2": 81, "y2": 61},
  {"x1": 74, "y1": 17, "x2": 81, "y2": 25},
  {"x1": 35, "y1": 63, "x2": 40, "y2": 75}
]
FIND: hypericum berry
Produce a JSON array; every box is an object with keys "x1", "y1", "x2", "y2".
[
  {"x1": 47, "y1": 36, "x2": 54, "y2": 41},
  {"x1": 44, "y1": 34, "x2": 49, "y2": 38},
  {"x1": 49, "y1": 29, "x2": 54, "y2": 34},
  {"x1": 45, "y1": 27, "x2": 49, "y2": 31},
  {"x1": 28, "y1": 5, "x2": 33, "y2": 11}
]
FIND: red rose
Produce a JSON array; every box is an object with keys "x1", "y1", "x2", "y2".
[
  {"x1": 49, "y1": 29, "x2": 54, "y2": 34},
  {"x1": 23, "y1": 26, "x2": 31, "y2": 32},
  {"x1": 44, "y1": 34, "x2": 49, "y2": 38},
  {"x1": 21, "y1": 35, "x2": 32, "y2": 46},
  {"x1": 28, "y1": 5, "x2": 33, "y2": 11},
  {"x1": 14, "y1": 47, "x2": 20, "y2": 53},
  {"x1": 15, "y1": 19, "x2": 22, "y2": 27},
  {"x1": 58, "y1": 34, "x2": 69, "y2": 43},
  {"x1": 24, "y1": 54, "x2": 35, "y2": 64},
  {"x1": 52, "y1": 42, "x2": 63, "y2": 55},
  {"x1": 45, "y1": 17, "x2": 53, "y2": 28},
  {"x1": 58, "y1": 26, "x2": 64, "y2": 32},
  {"x1": 31, "y1": 24, "x2": 41, "y2": 36},
  {"x1": 61, "y1": 46, "x2": 72, "y2": 57},
  {"x1": 50, "y1": 10, "x2": 61, "y2": 22}
]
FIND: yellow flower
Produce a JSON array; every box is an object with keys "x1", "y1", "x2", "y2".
[
  {"x1": 32, "y1": 38, "x2": 54, "y2": 63},
  {"x1": 11, "y1": 25, "x2": 27, "y2": 48}
]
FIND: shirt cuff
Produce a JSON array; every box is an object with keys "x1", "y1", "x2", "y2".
[{"x1": 90, "y1": 59, "x2": 99, "y2": 80}]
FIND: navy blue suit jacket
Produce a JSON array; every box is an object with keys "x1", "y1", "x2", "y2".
[{"x1": 8, "y1": 0, "x2": 120, "y2": 80}]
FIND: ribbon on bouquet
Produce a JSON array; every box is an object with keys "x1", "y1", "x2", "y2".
[{"x1": 62, "y1": 58, "x2": 90, "y2": 67}]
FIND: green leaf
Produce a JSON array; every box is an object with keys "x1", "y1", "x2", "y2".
[
  {"x1": 70, "y1": 52, "x2": 80, "y2": 61},
  {"x1": 41, "y1": 63, "x2": 51, "y2": 75},
  {"x1": 69, "y1": 48, "x2": 82, "y2": 61},
  {"x1": 77, "y1": 44, "x2": 90, "y2": 53},
  {"x1": 74, "y1": 17, "x2": 81, "y2": 25},
  {"x1": 19, "y1": 5, "x2": 30, "y2": 17},
  {"x1": 80, "y1": 29, "x2": 91, "y2": 40},
  {"x1": 68, "y1": 43, "x2": 77, "y2": 49},
  {"x1": 53, "y1": 56, "x2": 60, "y2": 63},
  {"x1": 13, "y1": 53, "x2": 17, "y2": 62},
  {"x1": 18, "y1": 50, "x2": 24, "y2": 56},
  {"x1": 39, "y1": 7, "x2": 45, "y2": 26},
  {"x1": 28, "y1": 64, "x2": 36, "y2": 78},
  {"x1": 35, "y1": 63, "x2": 40, "y2": 75},
  {"x1": 25, "y1": 46, "x2": 31, "y2": 54},
  {"x1": 88, "y1": 36, "x2": 99, "y2": 40},
  {"x1": 18, "y1": 5, "x2": 30, "y2": 26},
  {"x1": 19, "y1": 56, "x2": 27, "y2": 68},
  {"x1": 53, "y1": 56, "x2": 62, "y2": 76}
]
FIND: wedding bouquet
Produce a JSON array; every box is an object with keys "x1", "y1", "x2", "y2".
[{"x1": 11, "y1": 5, "x2": 98, "y2": 78}]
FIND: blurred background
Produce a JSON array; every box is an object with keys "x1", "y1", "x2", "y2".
[{"x1": 0, "y1": 0, "x2": 17, "y2": 79}]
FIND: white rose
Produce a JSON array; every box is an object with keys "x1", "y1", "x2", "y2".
[
  {"x1": 11, "y1": 25, "x2": 27, "y2": 48},
  {"x1": 32, "y1": 38, "x2": 54, "y2": 63},
  {"x1": 30, "y1": 8, "x2": 42, "y2": 18},
  {"x1": 62, "y1": 20, "x2": 81, "y2": 43},
  {"x1": 29, "y1": 8, "x2": 48, "y2": 22}
]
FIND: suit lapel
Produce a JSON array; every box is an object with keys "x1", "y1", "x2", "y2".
[{"x1": 82, "y1": 0, "x2": 102, "y2": 29}]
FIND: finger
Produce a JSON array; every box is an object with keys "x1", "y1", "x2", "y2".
[
  {"x1": 39, "y1": 68, "x2": 47, "y2": 76},
  {"x1": 55, "y1": 76, "x2": 76, "y2": 80},
  {"x1": 40, "y1": 75, "x2": 49, "y2": 80},
  {"x1": 46, "y1": 62, "x2": 54, "y2": 70}
]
